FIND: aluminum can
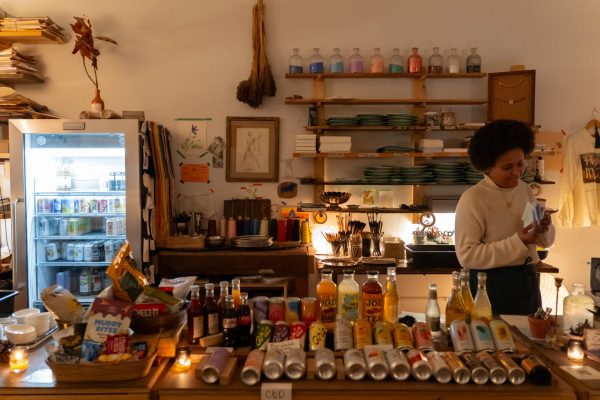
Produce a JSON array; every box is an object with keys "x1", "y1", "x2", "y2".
[
  {"x1": 426, "y1": 351, "x2": 452, "y2": 384},
  {"x1": 79, "y1": 198, "x2": 90, "y2": 213},
  {"x1": 373, "y1": 321, "x2": 393, "y2": 345},
  {"x1": 450, "y1": 319, "x2": 475, "y2": 354},
  {"x1": 273, "y1": 321, "x2": 290, "y2": 343},
  {"x1": 254, "y1": 319, "x2": 274, "y2": 350},
  {"x1": 106, "y1": 198, "x2": 114, "y2": 213},
  {"x1": 314, "y1": 348, "x2": 336, "y2": 380},
  {"x1": 442, "y1": 352, "x2": 470, "y2": 384},
  {"x1": 520, "y1": 354, "x2": 552, "y2": 385},
  {"x1": 301, "y1": 297, "x2": 318, "y2": 326},
  {"x1": 89, "y1": 198, "x2": 98, "y2": 213},
  {"x1": 309, "y1": 322, "x2": 327, "y2": 351},
  {"x1": 476, "y1": 350, "x2": 507, "y2": 385},
  {"x1": 352, "y1": 318, "x2": 372, "y2": 350},
  {"x1": 364, "y1": 347, "x2": 388, "y2": 381},
  {"x1": 98, "y1": 198, "x2": 108, "y2": 213},
  {"x1": 412, "y1": 322, "x2": 435, "y2": 351},
  {"x1": 262, "y1": 349, "x2": 285, "y2": 380},
  {"x1": 285, "y1": 297, "x2": 301, "y2": 324},
  {"x1": 385, "y1": 348, "x2": 411, "y2": 381},
  {"x1": 284, "y1": 347, "x2": 306, "y2": 380},
  {"x1": 392, "y1": 322, "x2": 413, "y2": 350},
  {"x1": 104, "y1": 240, "x2": 115, "y2": 262},
  {"x1": 59, "y1": 219, "x2": 68, "y2": 236},
  {"x1": 45, "y1": 242, "x2": 59, "y2": 261},
  {"x1": 200, "y1": 347, "x2": 229, "y2": 384},
  {"x1": 66, "y1": 243, "x2": 75, "y2": 261},
  {"x1": 343, "y1": 348, "x2": 367, "y2": 381},
  {"x1": 470, "y1": 319, "x2": 496, "y2": 352},
  {"x1": 495, "y1": 352, "x2": 526, "y2": 385},
  {"x1": 252, "y1": 296, "x2": 269, "y2": 327},
  {"x1": 241, "y1": 349, "x2": 265, "y2": 386},
  {"x1": 289, "y1": 321, "x2": 307, "y2": 343},
  {"x1": 461, "y1": 352, "x2": 490, "y2": 385},
  {"x1": 489, "y1": 320, "x2": 516, "y2": 352},
  {"x1": 67, "y1": 218, "x2": 79, "y2": 236},
  {"x1": 74, "y1": 243, "x2": 85, "y2": 261},
  {"x1": 334, "y1": 317, "x2": 353, "y2": 351},
  {"x1": 61, "y1": 198, "x2": 74, "y2": 214},
  {"x1": 37, "y1": 218, "x2": 50, "y2": 236},
  {"x1": 73, "y1": 198, "x2": 80, "y2": 213},
  {"x1": 406, "y1": 349, "x2": 432, "y2": 381},
  {"x1": 41, "y1": 198, "x2": 53, "y2": 213},
  {"x1": 52, "y1": 198, "x2": 62, "y2": 213},
  {"x1": 268, "y1": 297, "x2": 285, "y2": 322}
]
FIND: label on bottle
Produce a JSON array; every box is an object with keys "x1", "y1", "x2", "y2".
[
  {"x1": 426, "y1": 315, "x2": 441, "y2": 332},
  {"x1": 193, "y1": 316, "x2": 204, "y2": 338},
  {"x1": 239, "y1": 314, "x2": 252, "y2": 326},
  {"x1": 208, "y1": 313, "x2": 219, "y2": 335},
  {"x1": 92, "y1": 272, "x2": 102, "y2": 293},
  {"x1": 223, "y1": 317, "x2": 237, "y2": 329},
  {"x1": 318, "y1": 294, "x2": 337, "y2": 323},
  {"x1": 340, "y1": 293, "x2": 359, "y2": 321},
  {"x1": 79, "y1": 272, "x2": 90, "y2": 294},
  {"x1": 363, "y1": 293, "x2": 384, "y2": 324}
]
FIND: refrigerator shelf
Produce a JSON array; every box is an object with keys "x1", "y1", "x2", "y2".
[
  {"x1": 34, "y1": 191, "x2": 126, "y2": 196},
  {"x1": 35, "y1": 234, "x2": 126, "y2": 240},
  {"x1": 38, "y1": 261, "x2": 110, "y2": 267},
  {"x1": 35, "y1": 212, "x2": 125, "y2": 218}
]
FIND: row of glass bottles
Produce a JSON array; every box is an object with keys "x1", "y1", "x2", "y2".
[{"x1": 289, "y1": 47, "x2": 481, "y2": 74}]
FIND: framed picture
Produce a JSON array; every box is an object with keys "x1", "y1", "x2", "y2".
[
  {"x1": 488, "y1": 70, "x2": 536, "y2": 126},
  {"x1": 226, "y1": 117, "x2": 279, "y2": 182}
]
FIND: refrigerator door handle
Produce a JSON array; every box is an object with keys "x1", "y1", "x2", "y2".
[{"x1": 11, "y1": 197, "x2": 26, "y2": 290}]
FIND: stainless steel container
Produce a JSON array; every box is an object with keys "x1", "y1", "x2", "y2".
[
  {"x1": 470, "y1": 319, "x2": 496, "y2": 352},
  {"x1": 426, "y1": 351, "x2": 452, "y2": 384},
  {"x1": 406, "y1": 349, "x2": 432, "y2": 381},
  {"x1": 334, "y1": 317, "x2": 353, "y2": 351},
  {"x1": 241, "y1": 349, "x2": 265, "y2": 386},
  {"x1": 262, "y1": 349, "x2": 285, "y2": 380},
  {"x1": 364, "y1": 348, "x2": 389, "y2": 381},
  {"x1": 489, "y1": 320, "x2": 516, "y2": 352},
  {"x1": 495, "y1": 352, "x2": 526, "y2": 385},
  {"x1": 200, "y1": 347, "x2": 229, "y2": 384},
  {"x1": 343, "y1": 348, "x2": 367, "y2": 381},
  {"x1": 476, "y1": 351, "x2": 507, "y2": 385},
  {"x1": 284, "y1": 347, "x2": 306, "y2": 380},
  {"x1": 442, "y1": 352, "x2": 470, "y2": 384},
  {"x1": 461, "y1": 352, "x2": 489, "y2": 385},
  {"x1": 385, "y1": 348, "x2": 411, "y2": 381},
  {"x1": 450, "y1": 319, "x2": 475, "y2": 353},
  {"x1": 315, "y1": 348, "x2": 336, "y2": 380}
]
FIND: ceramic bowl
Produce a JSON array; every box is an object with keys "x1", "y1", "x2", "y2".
[
  {"x1": 24, "y1": 311, "x2": 52, "y2": 336},
  {"x1": 4, "y1": 323, "x2": 37, "y2": 345},
  {"x1": 12, "y1": 308, "x2": 40, "y2": 324}
]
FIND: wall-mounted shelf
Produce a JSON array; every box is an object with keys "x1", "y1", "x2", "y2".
[
  {"x1": 298, "y1": 206, "x2": 431, "y2": 214},
  {"x1": 285, "y1": 72, "x2": 487, "y2": 79},
  {"x1": 285, "y1": 98, "x2": 488, "y2": 106},
  {"x1": 304, "y1": 125, "x2": 479, "y2": 132},
  {"x1": 293, "y1": 151, "x2": 469, "y2": 158},
  {"x1": 0, "y1": 72, "x2": 43, "y2": 84},
  {"x1": 0, "y1": 30, "x2": 65, "y2": 44}
]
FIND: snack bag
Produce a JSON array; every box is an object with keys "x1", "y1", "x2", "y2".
[
  {"x1": 134, "y1": 285, "x2": 183, "y2": 317},
  {"x1": 106, "y1": 241, "x2": 148, "y2": 302},
  {"x1": 41, "y1": 284, "x2": 86, "y2": 324},
  {"x1": 158, "y1": 276, "x2": 197, "y2": 300}
]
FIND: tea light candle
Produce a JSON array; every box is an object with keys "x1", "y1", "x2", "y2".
[
  {"x1": 567, "y1": 338, "x2": 585, "y2": 362},
  {"x1": 173, "y1": 347, "x2": 191, "y2": 373},
  {"x1": 9, "y1": 346, "x2": 28, "y2": 373}
]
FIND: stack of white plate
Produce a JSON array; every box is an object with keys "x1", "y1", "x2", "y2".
[{"x1": 232, "y1": 235, "x2": 273, "y2": 248}]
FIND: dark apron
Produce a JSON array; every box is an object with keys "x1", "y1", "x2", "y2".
[{"x1": 469, "y1": 263, "x2": 540, "y2": 315}]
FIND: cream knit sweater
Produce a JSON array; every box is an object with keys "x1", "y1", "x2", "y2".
[{"x1": 455, "y1": 175, "x2": 555, "y2": 270}]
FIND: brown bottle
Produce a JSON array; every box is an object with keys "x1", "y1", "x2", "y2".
[
  {"x1": 203, "y1": 283, "x2": 219, "y2": 336},
  {"x1": 361, "y1": 270, "x2": 383, "y2": 324},
  {"x1": 187, "y1": 285, "x2": 204, "y2": 344}
]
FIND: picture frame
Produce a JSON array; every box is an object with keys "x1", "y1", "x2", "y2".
[
  {"x1": 488, "y1": 70, "x2": 536, "y2": 126},
  {"x1": 226, "y1": 116, "x2": 279, "y2": 182}
]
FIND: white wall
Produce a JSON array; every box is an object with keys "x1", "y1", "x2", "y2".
[{"x1": 4, "y1": 0, "x2": 600, "y2": 303}]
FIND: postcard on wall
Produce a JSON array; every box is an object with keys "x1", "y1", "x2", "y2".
[{"x1": 176, "y1": 118, "x2": 211, "y2": 159}]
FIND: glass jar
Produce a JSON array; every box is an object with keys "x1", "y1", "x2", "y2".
[
  {"x1": 407, "y1": 47, "x2": 422, "y2": 73},
  {"x1": 309, "y1": 48, "x2": 324, "y2": 73},
  {"x1": 466, "y1": 47, "x2": 481, "y2": 73},
  {"x1": 349, "y1": 47, "x2": 364, "y2": 73},
  {"x1": 388, "y1": 48, "x2": 404, "y2": 73},
  {"x1": 369, "y1": 47, "x2": 385, "y2": 73},
  {"x1": 329, "y1": 48, "x2": 344, "y2": 73},
  {"x1": 428, "y1": 47, "x2": 443, "y2": 74},
  {"x1": 563, "y1": 283, "x2": 594, "y2": 332},
  {"x1": 448, "y1": 48, "x2": 461, "y2": 73},
  {"x1": 288, "y1": 48, "x2": 303, "y2": 74}
]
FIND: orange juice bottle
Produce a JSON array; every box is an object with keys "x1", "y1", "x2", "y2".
[
  {"x1": 316, "y1": 269, "x2": 337, "y2": 326},
  {"x1": 231, "y1": 278, "x2": 241, "y2": 308}
]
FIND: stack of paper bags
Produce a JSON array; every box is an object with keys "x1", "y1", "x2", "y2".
[
  {"x1": 319, "y1": 136, "x2": 352, "y2": 152},
  {"x1": 0, "y1": 46, "x2": 42, "y2": 80},
  {"x1": 295, "y1": 134, "x2": 317, "y2": 153},
  {"x1": 419, "y1": 138, "x2": 444, "y2": 153},
  {"x1": 0, "y1": 16, "x2": 66, "y2": 42}
]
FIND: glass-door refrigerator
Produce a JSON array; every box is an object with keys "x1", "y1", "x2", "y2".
[{"x1": 9, "y1": 119, "x2": 141, "y2": 310}]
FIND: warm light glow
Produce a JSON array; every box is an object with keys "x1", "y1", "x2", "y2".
[
  {"x1": 567, "y1": 339, "x2": 585, "y2": 363},
  {"x1": 173, "y1": 350, "x2": 192, "y2": 372},
  {"x1": 9, "y1": 347, "x2": 28, "y2": 373}
]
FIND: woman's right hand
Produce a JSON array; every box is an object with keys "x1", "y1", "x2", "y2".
[{"x1": 518, "y1": 223, "x2": 539, "y2": 245}]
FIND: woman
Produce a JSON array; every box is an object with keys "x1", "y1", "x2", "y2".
[{"x1": 455, "y1": 120, "x2": 555, "y2": 315}]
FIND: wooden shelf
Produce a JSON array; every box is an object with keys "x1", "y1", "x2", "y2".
[
  {"x1": 299, "y1": 206, "x2": 430, "y2": 214},
  {"x1": 0, "y1": 72, "x2": 43, "y2": 84},
  {"x1": 300, "y1": 181, "x2": 471, "y2": 186},
  {"x1": 0, "y1": 153, "x2": 8, "y2": 160},
  {"x1": 285, "y1": 72, "x2": 487, "y2": 79},
  {"x1": 286, "y1": 98, "x2": 488, "y2": 106},
  {"x1": 304, "y1": 125, "x2": 480, "y2": 132},
  {"x1": 0, "y1": 30, "x2": 65, "y2": 44},
  {"x1": 293, "y1": 151, "x2": 469, "y2": 158}
]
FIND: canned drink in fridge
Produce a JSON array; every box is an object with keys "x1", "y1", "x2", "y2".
[
  {"x1": 442, "y1": 352, "x2": 470, "y2": 384},
  {"x1": 353, "y1": 318, "x2": 372, "y2": 350},
  {"x1": 59, "y1": 219, "x2": 68, "y2": 236},
  {"x1": 37, "y1": 218, "x2": 50, "y2": 236},
  {"x1": 61, "y1": 198, "x2": 74, "y2": 214},
  {"x1": 105, "y1": 218, "x2": 116, "y2": 236},
  {"x1": 301, "y1": 297, "x2": 318, "y2": 326},
  {"x1": 385, "y1": 348, "x2": 411, "y2": 381},
  {"x1": 314, "y1": 348, "x2": 336, "y2": 380},
  {"x1": 262, "y1": 349, "x2": 285, "y2": 380},
  {"x1": 412, "y1": 322, "x2": 435, "y2": 351},
  {"x1": 74, "y1": 243, "x2": 85, "y2": 261},
  {"x1": 289, "y1": 321, "x2": 307, "y2": 343},
  {"x1": 79, "y1": 198, "x2": 90, "y2": 213},
  {"x1": 98, "y1": 198, "x2": 108, "y2": 213},
  {"x1": 273, "y1": 321, "x2": 290, "y2": 343},
  {"x1": 489, "y1": 320, "x2": 516, "y2": 352},
  {"x1": 52, "y1": 198, "x2": 62, "y2": 213},
  {"x1": 309, "y1": 322, "x2": 327, "y2": 351},
  {"x1": 285, "y1": 297, "x2": 301, "y2": 324},
  {"x1": 470, "y1": 319, "x2": 496, "y2": 352},
  {"x1": 241, "y1": 349, "x2": 265, "y2": 386},
  {"x1": 284, "y1": 347, "x2": 306, "y2": 380},
  {"x1": 373, "y1": 321, "x2": 393, "y2": 345},
  {"x1": 495, "y1": 352, "x2": 526, "y2": 385},
  {"x1": 406, "y1": 349, "x2": 433, "y2": 381},
  {"x1": 450, "y1": 319, "x2": 475, "y2": 354},
  {"x1": 67, "y1": 218, "x2": 79, "y2": 236},
  {"x1": 426, "y1": 351, "x2": 452, "y2": 384},
  {"x1": 200, "y1": 347, "x2": 229, "y2": 384},
  {"x1": 83, "y1": 243, "x2": 94, "y2": 262},
  {"x1": 254, "y1": 320, "x2": 274, "y2": 350},
  {"x1": 461, "y1": 352, "x2": 490, "y2": 385},
  {"x1": 89, "y1": 199, "x2": 98, "y2": 213},
  {"x1": 45, "y1": 242, "x2": 59, "y2": 261},
  {"x1": 104, "y1": 240, "x2": 115, "y2": 262},
  {"x1": 66, "y1": 243, "x2": 75, "y2": 261},
  {"x1": 392, "y1": 322, "x2": 413, "y2": 350},
  {"x1": 364, "y1": 348, "x2": 388, "y2": 381},
  {"x1": 252, "y1": 296, "x2": 269, "y2": 327},
  {"x1": 343, "y1": 349, "x2": 367, "y2": 381},
  {"x1": 73, "y1": 198, "x2": 80, "y2": 213},
  {"x1": 476, "y1": 350, "x2": 507, "y2": 385},
  {"x1": 334, "y1": 317, "x2": 353, "y2": 351},
  {"x1": 268, "y1": 297, "x2": 285, "y2": 322}
]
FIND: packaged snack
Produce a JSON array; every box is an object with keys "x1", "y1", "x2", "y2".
[
  {"x1": 134, "y1": 285, "x2": 183, "y2": 316},
  {"x1": 41, "y1": 284, "x2": 86, "y2": 324},
  {"x1": 106, "y1": 241, "x2": 148, "y2": 302},
  {"x1": 158, "y1": 276, "x2": 197, "y2": 300}
]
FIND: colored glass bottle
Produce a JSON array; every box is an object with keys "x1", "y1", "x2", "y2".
[
  {"x1": 407, "y1": 47, "x2": 422, "y2": 73},
  {"x1": 383, "y1": 267, "x2": 399, "y2": 324},
  {"x1": 337, "y1": 269, "x2": 359, "y2": 321},
  {"x1": 289, "y1": 48, "x2": 303, "y2": 74},
  {"x1": 466, "y1": 47, "x2": 481, "y2": 73},
  {"x1": 388, "y1": 48, "x2": 404, "y2": 73},
  {"x1": 428, "y1": 47, "x2": 443, "y2": 74},
  {"x1": 362, "y1": 270, "x2": 384, "y2": 324},
  {"x1": 472, "y1": 272, "x2": 493, "y2": 322},
  {"x1": 459, "y1": 270, "x2": 474, "y2": 323},
  {"x1": 448, "y1": 48, "x2": 461, "y2": 73},
  {"x1": 445, "y1": 271, "x2": 466, "y2": 328},
  {"x1": 309, "y1": 48, "x2": 324, "y2": 73},
  {"x1": 316, "y1": 269, "x2": 337, "y2": 324},
  {"x1": 222, "y1": 294, "x2": 238, "y2": 347},
  {"x1": 217, "y1": 280, "x2": 229, "y2": 330},
  {"x1": 237, "y1": 292, "x2": 252, "y2": 347},
  {"x1": 187, "y1": 284, "x2": 204, "y2": 344},
  {"x1": 203, "y1": 283, "x2": 220, "y2": 335},
  {"x1": 349, "y1": 47, "x2": 364, "y2": 73},
  {"x1": 232, "y1": 278, "x2": 241, "y2": 308},
  {"x1": 370, "y1": 47, "x2": 385, "y2": 73},
  {"x1": 329, "y1": 48, "x2": 344, "y2": 73},
  {"x1": 425, "y1": 283, "x2": 441, "y2": 336}
]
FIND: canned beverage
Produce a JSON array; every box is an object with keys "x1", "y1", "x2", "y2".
[
  {"x1": 254, "y1": 320, "x2": 274, "y2": 350},
  {"x1": 442, "y1": 352, "x2": 471, "y2": 384},
  {"x1": 392, "y1": 322, "x2": 413, "y2": 350},
  {"x1": 89, "y1": 199, "x2": 98, "y2": 213},
  {"x1": 373, "y1": 321, "x2": 393, "y2": 345},
  {"x1": 37, "y1": 218, "x2": 50, "y2": 236},
  {"x1": 364, "y1": 348, "x2": 388, "y2": 381},
  {"x1": 385, "y1": 348, "x2": 411, "y2": 381},
  {"x1": 470, "y1": 319, "x2": 496, "y2": 352},
  {"x1": 45, "y1": 242, "x2": 59, "y2": 261},
  {"x1": 495, "y1": 352, "x2": 526, "y2": 385},
  {"x1": 200, "y1": 347, "x2": 229, "y2": 384},
  {"x1": 60, "y1": 241, "x2": 68, "y2": 259},
  {"x1": 520, "y1": 354, "x2": 551, "y2": 385},
  {"x1": 61, "y1": 198, "x2": 74, "y2": 214},
  {"x1": 273, "y1": 321, "x2": 290, "y2": 343},
  {"x1": 67, "y1": 218, "x2": 79, "y2": 236},
  {"x1": 252, "y1": 296, "x2": 269, "y2": 327},
  {"x1": 285, "y1": 297, "x2": 301, "y2": 324},
  {"x1": 91, "y1": 241, "x2": 105, "y2": 261},
  {"x1": 343, "y1": 349, "x2": 367, "y2": 381},
  {"x1": 353, "y1": 318, "x2": 372, "y2": 350},
  {"x1": 73, "y1": 198, "x2": 80, "y2": 214},
  {"x1": 301, "y1": 297, "x2": 319, "y2": 326},
  {"x1": 79, "y1": 198, "x2": 90, "y2": 213},
  {"x1": 262, "y1": 349, "x2": 285, "y2": 380},
  {"x1": 406, "y1": 349, "x2": 433, "y2": 381},
  {"x1": 334, "y1": 317, "x2": 353, "y2": 351},
  {"x1": 426, "y1": 351, "x2": 452, "y2": 384},
  {"x1": 314, "y1": 348, "x2": 336, "y2": 380},
  {"x1": 241, "y1": 349, "x2": 265, "y2": 386},
  {"x1": 450, "y1": 319, "x2": 475, "y2": 354},
  {"x1": 74, "y1": 243, "x2": 85, "y2": 261},
  {"x1": 39, "y1": 198, "x2": 52, "y2": 213},
  {"x1": 98, "y1": 198, "x2": 108, "y2": 213},
  {"x1": 58, "y1": 219, "x2": 68, "y2": 236},
  {"x1": 461, "y1": 352, "x2": 490, "y2": 385},
  {"x1": 114, "y1": 197, "x2": 124, "y2": 213},
  {"x1": 412, "y1": 322, "x2": 435, "y2": 351},
  {"x1": 52, "y1": 198, "x2": 62, "y2": 213},
  {"x1": 66, "y1": 243, "x2": 75, "y2": 261},
  {"x1": 489, "y1": 320, "x2": 516, "y2": 352},
  {"x1": 104, "y1": 240, "x2": 115, "y2": 262},
  {"x1": 289, "y1": 321, "x2": 307, "y2": 343},
  {"x1": 106, "y1": 198, "x2": 114, "y2": 213},
  {"x1": 476, "y1": 350, "x2": 507, "y2": 385},
  {"x1": 284, "y1": 347, "x2": 306, "y2": 380},
  {"x1": 268, "y1": 297, "x2": 285, "y2": 322},
  {"x1": 309, "y1": 322, "x2": 327, "y2": 351},
  {"x1": 105, "y1": 218, "x2": 116, "y2": 236}
]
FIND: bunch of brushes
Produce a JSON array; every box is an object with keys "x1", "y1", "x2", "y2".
[
  {"x1": 336, "y1": 214, "x2": 351, "y2": 256},
  {"x1": 367, "y1": 212, "x2": 383, "y2": 238},
  {"x1": 348, "y1": 219, "x2": 366, "y2": 259},
  {"x1": 322, "y1": 232, "x2": 344, "y2": 257}
]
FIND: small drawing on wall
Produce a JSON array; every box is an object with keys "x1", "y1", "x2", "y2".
[
  {"x1": 176, "y1": 118, "x2": 210, "y2": 158},
  {"x1": 207, "y1": 136, "x2": 225, "y2": 168}
]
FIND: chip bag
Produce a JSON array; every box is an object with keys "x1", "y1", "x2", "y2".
[{"x1": 106, "y1": 241, "x2": 148, "y2": 303}]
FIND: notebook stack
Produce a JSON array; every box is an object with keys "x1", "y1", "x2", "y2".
[
  {"x1": 0, "y1": 46, "x2": 42, "y2": 80},
  {"x1": 295, "y1": 134, "x2": 317, "y2": 153},
  {"x1": 319, "y1": 136, "x2": 352, "y2": 153}
]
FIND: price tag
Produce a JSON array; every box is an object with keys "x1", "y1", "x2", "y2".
[{"x1": 261, "y1": 383, "x2": 292, "y2": 400}]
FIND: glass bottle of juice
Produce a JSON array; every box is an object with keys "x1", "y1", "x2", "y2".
[
  {"x1": 472, "y1": 272, "x2": 493, "y2": 322},
  {"x1": 362, "y1": 270, "x2": 384, "y2": 325},
  {"x1": 383, "y1": 267, "x2": 399, "y2": 324},
  {"x1": 337, "y1": 269, "x2": 359, "y2": 321},
  {"x1": 445, "y1": 271, "x2": 466, "y2": 329},
  {"x1": 187, "y1": 284, "x2": 204, "y2": 344},
  {"x1": 329, "y1": 48, "x2": 344, "y2": 73},
  {"x1": 217, "y1": 280, "x2": 229, "y2": 330},
  {"x1": 222, "y1": 294, "x2": 238, "y2": 347},
  {"x1": 407, "y1": 47, "x2": 422, "y2": 73},
  {"x1": 231, "y1": 278, "x2": 241, "y2": 308},
  {"x1": 316, "y1": 269, "x2": 337, "y2": 325},
  {"x1": 237, "y1": 292, "x2": 252, "y2": 347},
  {"x1": 425, "y1": 283, "x2": 441, "y2": 336},
  {"x1": 288, "y1": 48, "x2": 303, "y2": 74},
  {"x1": 459, "y1": 270, "x2": 474, "y2": 323},
  {"x1": 203, "y1": 283, "x2": 220, "y2": 335},
  {"x1": 563, "y1": 283, "x2": 594, "y2": 332}
]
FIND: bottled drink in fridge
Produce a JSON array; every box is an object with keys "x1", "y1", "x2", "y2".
[
  {"x1": 383, "y1": 267, "x2": 399, "y2": 324},
  {"x1": 223, "y1": 294, "x2": 238, "y2": 347},
  {"x1": 362, "y1": 270, "x2": 384, "y2": 324},
  {"x1": 445, "y1": 271, "x2": 466, "y2": 328},
  {"x1": 187, "y1": 284, "x2": 204, "y2": 344},
  {"x1": 425, "y1": 283, "x2": 441, "y2": 336},
  {"x1": 79, "y1": 268, "x2": 91, "y2": 295},
  {"x1": 316, "y1": 269, "x2": 337, "y2": 325},
  {"x1": 472, "y1": 272, "x2": 493, "y2": 322},
  {"x1": 563, "y1": 283, "x2": 594, "y2": 332},
  {"x1": 238, "y1": 292, "x2": 252, "y2": 347},
  {"x1": 338, "y1": 269, "x2": 359, "y2": 321},
  {"x1": 203, "y1": 283, "x2": 220, "y2": 335},
  {"x1": 459, "y1": 270, "x2": 474, "y2": 323}
]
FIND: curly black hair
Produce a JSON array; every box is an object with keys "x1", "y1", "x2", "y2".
[{"x1": 468, "y1": 119, "x2": 535, "y2": 172}]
